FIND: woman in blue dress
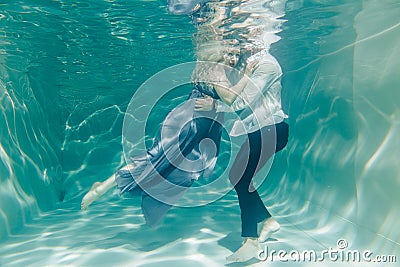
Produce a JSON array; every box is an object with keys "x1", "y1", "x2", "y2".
[{"x1": 80, "y1": 44, "x2": 243, "y2": 227}]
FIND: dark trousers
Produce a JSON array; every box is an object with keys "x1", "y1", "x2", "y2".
[{"x1": 229, "y1": 121, "x2": 289, "y2": 237}]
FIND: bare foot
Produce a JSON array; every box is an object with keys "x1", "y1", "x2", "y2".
[
  {"x1": 226, "y1": 238, "x2": 260, "y2": 263},
  {"x1": 258, "y1": 217, "x2": 280, "y2": 243},
  {"x1": 81, "y1": 182, "x2": 102, "y2": 210}
]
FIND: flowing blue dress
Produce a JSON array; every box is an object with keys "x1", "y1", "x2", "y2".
[{"x1": 115, "y1": 84, "x2": 224, "y2": 227}]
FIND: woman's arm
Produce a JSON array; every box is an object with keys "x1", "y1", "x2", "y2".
[
  {"x1": 194, "y1": 60, "x2": 259, "y2": 111},
  {"x1": 213, "y1": 60, "x2": 258, "y2": 105},
  {"x1": 214, "y1": 76, "x2": 247, "y2": 105}
]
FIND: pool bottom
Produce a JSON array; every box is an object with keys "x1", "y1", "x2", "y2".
[{"x1": 0, "y1": 189, "x2": 397, "y2": 267}]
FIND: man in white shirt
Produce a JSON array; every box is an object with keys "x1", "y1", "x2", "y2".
[{"x1": 195, "y1": 48, "x2": 289, "y2": 263}]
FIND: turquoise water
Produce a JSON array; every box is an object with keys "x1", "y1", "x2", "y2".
[{"x1": 1, "y1": 0, "x2": 399, "y2": 266}]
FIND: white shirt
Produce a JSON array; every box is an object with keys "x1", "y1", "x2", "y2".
[{"x1": 216, "y1": 50, "x2": 288, "y2": 136}]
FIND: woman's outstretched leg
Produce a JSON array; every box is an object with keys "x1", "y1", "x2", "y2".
[
  {"x1": 80, "y1": 164, "x2": 134, "y2": 210},
  {"x1": 80, "y1": 174, "x2": 116, "y2": 210}
]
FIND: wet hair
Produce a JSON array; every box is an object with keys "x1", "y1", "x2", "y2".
[
  {"x1": 191, "y1": 41, "x2": 224, "y2": 82},
  {"x1": 195, "y1": 41, "x2": 226, "y2": 62},
  {"x1": 191, "y1": 41, "x2": 243, "y2": 84}
]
